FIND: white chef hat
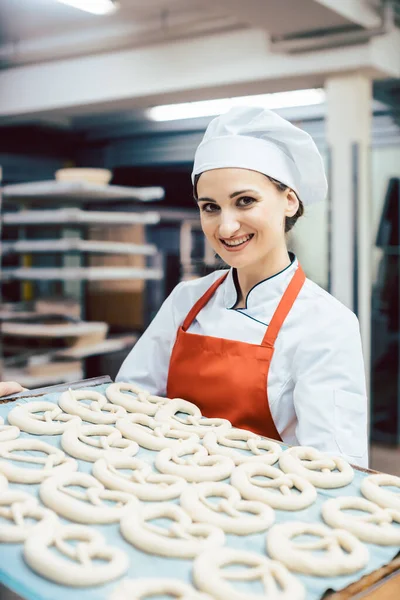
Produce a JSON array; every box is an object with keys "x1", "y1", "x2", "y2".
[{"x1": 192, "y1": 106, "x2": 327, "y2": 205}]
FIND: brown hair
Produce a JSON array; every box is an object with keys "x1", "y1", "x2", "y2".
[{"x1": 193, "y1": 173, "x2": 304, "y2": 233}]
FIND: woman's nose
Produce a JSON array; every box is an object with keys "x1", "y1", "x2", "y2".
[{"x1": 218, "y1": 213, "x2": 241, "y2": 238}]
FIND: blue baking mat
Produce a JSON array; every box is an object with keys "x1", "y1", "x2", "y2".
[{"x1": 0, "y1": 383, "x2": 399, "y2": 600}]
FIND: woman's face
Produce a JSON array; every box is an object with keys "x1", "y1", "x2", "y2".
[{"x1": 196, "y1": 168, "x2": 298, "y2": 270}]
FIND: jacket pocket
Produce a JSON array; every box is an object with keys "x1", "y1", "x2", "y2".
[{"x1": 334, "y1": 389, "x2": 368, "y2": 458}]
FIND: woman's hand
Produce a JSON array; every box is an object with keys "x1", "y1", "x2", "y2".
[{"x1": 0, "y1": 381, "x2": 27, "y2": 397}]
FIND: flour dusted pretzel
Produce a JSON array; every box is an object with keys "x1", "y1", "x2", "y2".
[
  {"x1": 24, "y1": 523, "x2": 129, "y2": 586},
  {"x1": 93, "y1": 454, "x2": 187, "y2": 501},
  {"x1": 116, "y1": 413, "x2": 199, "y2": 451},
  {"x1": 180, "y1": 481, "x2": 275, "y2": 534},
  {"x1": 156, "y1": 398, "x2": 231, "y2": 438},
  {"x1": 120, "y1": 502, "x2": 225, "y2": 558},
  {"x1": 0, "y1": 415, "x2": 20, "y2": 442},
  {"x1": 203, "y1": 429, "x2": 281, "y2": 465},
  {"x1": 193, "y1": 547, "x2": 305, "y2": 600},
  {"x1": 106, "y1": 382, "x2": 168, "y2": 416},
  {"x1": 40, "y1": 471, "x2": 138, "y2": 524},
  {"x1": 0, "y1": 438, "x2": 77, "y2": 483},
  {"x1": 322, "y1": 496, "x2": 400, "y2": 545},
  {"x1": 61, "y1": 423, "x2": 139, "y2": 462},
  {"x1": 111, "y1": 579, "x2": 213, "y2": 600},
  {"x1": 0, "y1": 490, "x2": 58, "y2": 542},
  {"x1": 361, "y1": 473, "x2": 400, "y2": 511},
  {"x1": 266, "y1": 521, "x2": 369, "y2": 576},
  {"x1": 155, "y1": 442, "x2": 234, "y2": 482},
  {"x1": 7, "y1": 401, "x2": 80, "y2": 435},
  {"x1": 59, "y1": 388, "x2": 126, "y2": 425},
  {"x1": 279, "y1": 446, "x2": 354, "y2": 488},
  {"x1": 231, "y1": 463, "x2": 317, "y2": 510}
]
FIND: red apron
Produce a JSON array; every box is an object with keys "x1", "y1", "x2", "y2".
[{"x1": 166, "y1": 265, "x2": 306, "y2": 440}]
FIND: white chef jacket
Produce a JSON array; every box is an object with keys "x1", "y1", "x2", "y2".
[{"x1": 117, "y1": 255, "x2": 369, "y2": 468}]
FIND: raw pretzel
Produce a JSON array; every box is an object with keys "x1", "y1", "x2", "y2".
[
  {"x1": 180, "y1": 481, "x2": 275, "y2": 534},
  {"x1": 106, "y1": 382, "x2": 168, "y2": 416},
  {"x1": 0, "y1": 490, "x2": 58, "y2": 542},
  {"x1": 266, "y1": 521, "x2": 369, "y2": 576},
  {"x1": 279, "y1": 446, "x2": 354, "y2": 488},
  {"x1": 93, "y1": 454, "x2": 187, "y2": 501},
  {"x1": 7, "y1": 401, "x2": 80, "y2": 435},
  {"x1": 116, "y1": 413, "x2": 199, "y2": 450},
  {"x1": 0, "y1": 438, "x2": 77, "y2": 483},
  {"x1": 0, "y1": 415, "x2": 20, "y2": 442},
  {"x1": 40, "y1": 471, "x2": 138, "y2": 524},
  {"x1": 110, "y1": 578, "x2": 212, "y2": 600},
  {"x1": 120, "y1": 502, "x2": 225, "y2": 558},
  {"x1": 61, "y1": 423, "x2": 139, "y2": 462},
  {"x1": 59, "y1": 388, "x2": 126, "y2": 425},
  {"x1": 322, "y1": 496, "x2": 400, "y2": 545},
  {"x1": 193, "y1": 547, "x2": 305, "y2": 600},
  {"x1": 156, "y1": 398, "x2": 231, "y2": 438},
  {"x1": 155, "y1": 442, "x2": 234, "y2": 482},
  {"x1": 203, "y1": 429, "x2": 281, "y2": 465},
  {"x1": 231, "y1": 463, "x2": 317, "y2": 510},
  {"x1": 361, "y1": 473, "x2": 400, "y2": 511},
  {"x1": 24, "y1": 523, "x2": 129, "y2": 586},
  {"x1": 0, "y1": 473, "x2": 7, "y2": 490}
]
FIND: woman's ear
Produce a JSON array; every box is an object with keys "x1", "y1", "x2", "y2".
[{"x1": 285, "y1": 189, "x2": 299, "y2": 217}]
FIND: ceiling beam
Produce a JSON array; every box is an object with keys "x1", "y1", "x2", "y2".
[
  {"x1": 313, "y1": 0, "x2": 381, "y2": 29},
  {"x1": 0, "y1": 28, "x2": 399, "y2": 120}
]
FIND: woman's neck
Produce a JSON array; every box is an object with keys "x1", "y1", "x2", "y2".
[{"x1": 234, "y1": 246, "x2": 292, "y2": 308}]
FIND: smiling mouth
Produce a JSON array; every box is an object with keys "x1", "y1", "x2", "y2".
[{"x1": 220, "y1": 234, "x2": 254, "y2": 248}]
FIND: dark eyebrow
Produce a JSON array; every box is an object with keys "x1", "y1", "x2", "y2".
[{"x1": 197, "y1": 189, "x2": 260, "y2": 203}]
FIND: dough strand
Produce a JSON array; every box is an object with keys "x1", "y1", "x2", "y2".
[
  {"x1": 59, "y1": 389, "x2": 126, "y2": 425},
  {"x1": 8, "y1": 401, "x2": 80, "y2": 435},
  {"x1": 155, "y1": 442, "x2": 234, "y2": 482},
  {"x1": 61, "y1": 422, "x2": 139, "y2": 462},
  {"x1": 279, "y1": 446, "x2": 354, "y2": 488},
  {"x1": 361, "y1": 473, "x2": 400, "y2": 511}
]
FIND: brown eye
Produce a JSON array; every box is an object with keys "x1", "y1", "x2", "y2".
[
  {"x1": 237, "y1": 197, "x2": 256, "y2": 207},
  {"x1": 200, "y1": 203, "x2": 219, "y2": 213}
]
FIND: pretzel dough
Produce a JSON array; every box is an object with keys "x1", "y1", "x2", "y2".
[
  {"x1": 40, "y1": 471, "x2": 138, "y2": 524},
  {"x1": 110, "y1": 578, "x2": 212, "y2": 600},
  {"x1": 59, "y1": 389, "x2": 126, "y2": 425},
  {"x1": 0, "y1": 438, "x2": 77, "y2": 483},
  {"x1": 155, "y1": 442, "x2": 234, "y2": 482},
  {"x1": 203, "y1": 429, "x2": 281, "y2": 465},
  {"x1": 116, "y1": 413, "x2": 199, "y2": 450},
  {"x1": 120, "y1": 502, "x2": 225, "y2": 558},
  {"x1": 193, "y1": 547, "x2": 305, "y2": 600},
  {"x1": 61, "y1": 423, "x2": 139, "y2": 462},
  {"x1": 266, "y1": 521, "x2": 369, "y2": 576},
  {"x1": 231, "y1": 463, "x2": 317, "y2": 510},
  {"x1": 156, "y1": 398, "x2": 231, "y2": 438},
  {"x1": 24, "y1": 523, "x2": 129, "y2": 586},
  {"x1": 180, "y1": 481, "x2": 275, "y2": 534},
  {"x1": 0, "y1": 490, "x2": 58, "y2": 542},
  {"x1": 0, "y1": 415, "x2": 20, "y2": 442},
  {"x1": 322, "y1": 496, "x2": 400, "y2": 545},
  {"x1": 279, "y1": 446, "x2": 354, "y2": 488},
  {"x1": 0, "y1": 473, "x2": 7, "y2": 490},
  {"x1": 106, "y1": 382, "x2": 168, "y2": 416},
  {"x1": 7, "y1": 401, "x2": 80, "y2": 435},
  {"x1": 93, "y1": 455, "x2": 187, "y2": 501},
  {"x1": 361, "y1": 473, "x2": 400, "y2": 511}
]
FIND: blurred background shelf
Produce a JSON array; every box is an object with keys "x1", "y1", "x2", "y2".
[
  {"x1": 1, "y1": 239, "x2": 157, "y2": 256},
  {"x1": 3, "y1": 208, "x2": 160, "y2": 225},
  {"x1": 2, "y1": 180, "x2": 165, "y2": 203},
  {"x1": 2, "y1": 266, "x2": 164, "y2": 281}
]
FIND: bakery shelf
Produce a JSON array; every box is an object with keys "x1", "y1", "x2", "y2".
[
  {"x1": 2, "y1": 266, "x2": 164, "y2": 281},
  {"x1": 1, "y1": 239, "x2": 158, "y2": 256},
  {"x1": 2, "y1": 180, "x2": 164, "y2": 203},
  {"x1": 3, "y1": 208, "x2": 160, "y2": 226}
]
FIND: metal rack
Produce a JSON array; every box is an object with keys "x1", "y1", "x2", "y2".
[{"x1": 0, "y1": 178, "x2": 166, "y2": 383}]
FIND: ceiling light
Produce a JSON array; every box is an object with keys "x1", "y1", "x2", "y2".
[
  {"x1": 55, "y1": 0, "x2": 118, "y2": 15},
  {"x1": 147, "y1": 89, "x2": 326, "y2": 122}
]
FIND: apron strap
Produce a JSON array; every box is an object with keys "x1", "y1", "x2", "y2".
[
  {"x1": 262, "y1": 265, "x2": 306, "y2": 348},
  {"x1": 182, "y1": 272, "x2": 229, "y2": 332}
]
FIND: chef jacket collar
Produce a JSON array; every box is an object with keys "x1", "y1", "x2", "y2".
[{"x1": 224, "y1": 253, "x2": 298, "y2": 309}]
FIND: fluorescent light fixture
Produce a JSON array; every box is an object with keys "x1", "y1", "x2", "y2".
[
  {"x1": 147, "y1": 89, "x2": 326, "y2": 122},
  {"x1": 55, "y1": 0, "x2": 118, "y2": 15}
]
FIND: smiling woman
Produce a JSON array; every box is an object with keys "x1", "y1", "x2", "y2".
[{"x1": 113, "y1": 107, "x2": 366, "y2": 467}]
